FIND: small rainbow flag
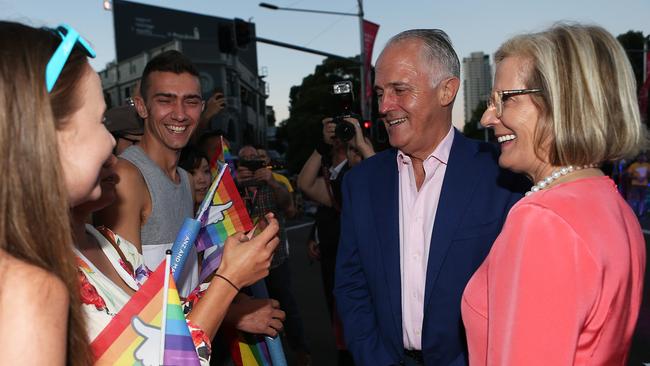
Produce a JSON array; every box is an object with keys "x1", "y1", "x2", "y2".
[
  {"x1": 229, "y1": 330, "x2": 273, "y2": 366},
  {"x1": 164, "y1": 274, "x2": 200, "y2": 364},
  {"x1": 209, "y1": 135, "x2": 232, "y2": 177},
  {"x1": 196, "y1": 163, "x2": 253, "y2": 282},
  {"x1": 195, "y1": 163, "x2": 253, "y2": 253},
  {"x1": 91, "y1": 258, "x2": 199, "y2": 365}
]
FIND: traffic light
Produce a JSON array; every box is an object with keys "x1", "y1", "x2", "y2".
[
  {"x1": 219, "y1": 19, "x2": 254, "y2": 54},
  {"x1": 234, "y1": 18, "x2": 253, "y2": 48},
  {"x1": 218, "y1": 22, "x2": 235, "y2": 54}
]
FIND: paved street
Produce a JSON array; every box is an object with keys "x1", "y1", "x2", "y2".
[
  {"x1": 283, "y1": 216, "x2": 338, "y2": 366},
  {"x1": 280, "y1": 214, "x2": 650, "y2": 366}
]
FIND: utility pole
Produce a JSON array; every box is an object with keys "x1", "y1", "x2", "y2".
[
  {"x1": 260, "y1": 1, "x2": 369, "y2": 120},
  {"x1": 356, "y1": 0, "x2": 368, "y2": 121}
]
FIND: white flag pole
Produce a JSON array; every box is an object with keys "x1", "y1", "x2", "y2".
[
  {"x1": 195, "y1": 163, "x2": 226, "y2": 220},
  {"x1": 159, "y1": 249, "x2": 172, "y2": 365}
]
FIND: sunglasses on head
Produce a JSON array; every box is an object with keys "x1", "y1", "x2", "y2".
[{"x1": 45, "y1": 23, "x2": 96, "y2": 93}]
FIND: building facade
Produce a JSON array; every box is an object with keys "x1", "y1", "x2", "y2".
[
  {"x1": 100, "y1": 0, "x2": 268, "y2": 150},
  {"x1": 463, "y1": 51, "x2": 492, "y2": 124}
]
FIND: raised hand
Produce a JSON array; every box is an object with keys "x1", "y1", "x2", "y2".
[{"x1": 216, "y1": 213, "x2": 280, "y2": 289}]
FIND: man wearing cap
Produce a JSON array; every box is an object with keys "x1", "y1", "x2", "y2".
[{"x1": 104, "y1": 100, "x2": 144, "y2": 155}]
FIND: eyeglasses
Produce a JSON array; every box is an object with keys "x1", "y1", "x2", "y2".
[
  {"x1": 487, "y1": 89, "x2": 542, "y2": 118},
  {"x1": 45, "y1": 23, "x2": 96, "y2": 92}
]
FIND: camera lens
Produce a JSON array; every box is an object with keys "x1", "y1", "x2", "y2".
[{"x1": 335, "y1": 120, "x2": 356, "y2": 142}]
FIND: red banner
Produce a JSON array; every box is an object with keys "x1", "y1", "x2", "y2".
[{"x1": 363, "y1": 20, "x2": 380, "y2": 103}]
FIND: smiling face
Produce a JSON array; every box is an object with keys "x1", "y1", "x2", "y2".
[
  {"x1": 57, "y1": 66, "x2": 116, "y2": 206},
  {"x1": 375, "y1": 39, "x2": 457, "y2": 159},
  {"x1": 481, "y1": 56, "x2": 548, "y2": 181},
  {"x1": 136, "y1": 71, "x2": 203, "y2": 152}
]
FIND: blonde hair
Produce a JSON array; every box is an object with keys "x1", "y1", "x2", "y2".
[
  {"x1": 495, "y1": 23, "x2": 647, "y2": 166},
  {"x1": 0, "y1": 21, "x2": 91, "y2": 365}
]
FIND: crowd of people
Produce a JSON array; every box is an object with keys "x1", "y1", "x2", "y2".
[{"x1": 0, "y1": 17, "x2": 647, "y2": 366}]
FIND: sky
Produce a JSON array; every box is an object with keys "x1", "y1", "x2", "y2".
[{"x1": 3, "y1": 0, "x2": 649, "y2": 130}]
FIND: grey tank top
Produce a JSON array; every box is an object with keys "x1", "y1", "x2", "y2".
[{"x1": 119, "y1": 145, "x2": 198, "y2": 295}]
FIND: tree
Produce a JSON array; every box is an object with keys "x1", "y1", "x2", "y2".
[
  {"x1": 617, "y1": 31, "x2": 645, "y2": 89},
  {"x1": 462, "y1": 100, "x2": 493, "y2": 142},
  {"x1": 273, "y1": 119, "x2": 288, "y2": 154},
  {"x1": 284, "y1": 56, "x2": 361, "y2": 173}
]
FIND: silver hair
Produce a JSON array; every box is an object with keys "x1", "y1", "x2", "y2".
[{"x1": 385, "y1": 29, "x2": 460, "y2": 86}]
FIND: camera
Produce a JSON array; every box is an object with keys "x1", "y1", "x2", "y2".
[
  {"x1": 238, "y1": 159, "x2": 266, "y2": 172},
  {"x1": 237, "y1": 159, "x2": 268, "y2": 187},
  {"x1": 330, "y1": 81, "x2": 358, "y2": 142}
]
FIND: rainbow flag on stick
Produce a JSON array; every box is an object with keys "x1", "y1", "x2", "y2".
[
  {"x1": 196, "y1": 163, "x2": 253, "y2": 282},
  {"x1": 249, "y1": 280, "x2": 288, "y2": 366},
  {"x1": 91, "y1": 252, "x2": 199, "y2": 365},
  {"x1": 193, "y1": 164, "x2": 285, "y2": 365},
  {"x1": 229, "y1": 330, "x2": 273, "y2": 366},
  {"x1": 209, "y1": 135, "x2": 232, "y2": 177},
  {"x1": 199, "y1": 246, "x2": 223, "y2": 284},
  {"x1": 223, "y1": 222, "x2": 286, "y2": 366},
  {"x1": 195, "y1": 163, "x2": 253, "y2": 252}
]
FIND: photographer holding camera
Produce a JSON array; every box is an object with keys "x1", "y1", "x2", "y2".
[
  {"x1": 236, "y1": 145, "x2": 293, "y2": 259},
  {"x1": 297, "y1": 114, "x2": 374, "y2": 366},
  {"x1": 299, "y1": 117, "x2": 375, "y2": 208},
  {"x1": 299, "y1": 80, "x2": 375, "y2": 208}
]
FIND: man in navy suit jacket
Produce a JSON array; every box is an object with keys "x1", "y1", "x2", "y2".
[{"x1": 334, "y1": 29, "x2": 524, "y2": 365}]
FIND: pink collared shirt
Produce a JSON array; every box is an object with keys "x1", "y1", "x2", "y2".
[{"x1": 398, "y1": 126, "x2": 454, "y2": 350}]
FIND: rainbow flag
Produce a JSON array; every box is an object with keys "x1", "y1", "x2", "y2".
[
  {"x1": 192, "y1": 165, "x2": 283, "y2": 366},
  {"x1": 164, "y1": 273, "x2": 200, "y2": 364},
  {"x1": 229, "y1": 331, "x2": 273, "y2": 366},
  {"x1": 226, "y1": 222, "x2": 284, "y2": 366},
  {"x1": 91, "y1": 260, "x2": 199, "y2": 365},
  {"x1": 209, "y1": 135, "x2": 232, "y2": 177},
  {"x1": 196, "y1": 163, "x2": 253, "y2": 282},
  {"x1": 195, "y1": 163, "x2": 253, "y2": 252}
]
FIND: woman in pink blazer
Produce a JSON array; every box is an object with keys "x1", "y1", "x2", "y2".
[{"x1": 462, "y1": 23, "x2": 647, "y2": 365}]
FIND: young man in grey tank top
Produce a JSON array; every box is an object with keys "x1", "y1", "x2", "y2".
[
  {"x1": 95, "y1": 51, "x2": 203, "y2": 296},
  {"x1": 95, "y1": 51, "x2": 285, "y2": 339}
]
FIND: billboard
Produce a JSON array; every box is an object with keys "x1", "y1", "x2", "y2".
[{"x1": 112, "y1": 0, "x2": 257, "y2": 70}]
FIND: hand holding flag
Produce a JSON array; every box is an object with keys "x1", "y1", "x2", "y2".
[
  {"x1": 215, "y1": 213, "x2": 280, "y2": 291},
  {"x1": 196, "y1": 163, "x2": 253, "y2": 252},
  {"x1": 196, "y1": 163, "x2": 254, "y2": 282}
]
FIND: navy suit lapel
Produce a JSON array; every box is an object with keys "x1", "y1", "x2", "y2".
[
  {"x1": 424, "y1": 131, "x2": 479, "y2": 308},
  {"x1": 369, "y1": 149, "x2": 402, "y2": 338}
]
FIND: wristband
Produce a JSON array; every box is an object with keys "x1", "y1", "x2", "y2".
[{"x1": 215, "y1": 273, "x2": 240, "y2": 292}]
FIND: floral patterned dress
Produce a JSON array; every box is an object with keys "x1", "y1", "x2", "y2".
[{"x1": 75, "y1": 225, "x2": 211, "y2": 364}]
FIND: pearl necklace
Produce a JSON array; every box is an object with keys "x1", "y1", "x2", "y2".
[{"x1": 525, "y1": 164, "x2": 599, "y2": 196}]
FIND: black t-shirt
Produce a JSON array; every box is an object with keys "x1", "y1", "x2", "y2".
[{"x1": 315, "y1": 162, "x2": 350, "y2": 248}]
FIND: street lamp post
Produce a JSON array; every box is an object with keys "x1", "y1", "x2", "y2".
[
  {"x1": 356, "y1": 0, "x2": 368, "y2": 122},
  {"x1": 259, "y1": 1, "x2": 369, "y2": 121}
]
